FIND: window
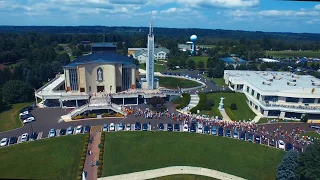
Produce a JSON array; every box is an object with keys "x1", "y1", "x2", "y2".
[
  {"x1": 302, "y1": 98, "x2": 315, "y2": 104},
  {"x1": 264, "y1": 96, "x2": 278, "y2": 102},
  {"x1": 246, "y1": 87, "x2": 250, "y2": 93},
  {"x1": 251, "y1": 89, "x2": 255, "y2": 96},
  {"x1": 69, "y1": 68, "x2": 78, "y2": 91},
  {"x1": 286, "y1": 97, "x2": 299, "y2": 103},
  {"x1": 257, "y1": 93, "x2": 260, "y2": 100},
  {"x1": 97, "y1": 67, "x2": 103, "y2": 81}
]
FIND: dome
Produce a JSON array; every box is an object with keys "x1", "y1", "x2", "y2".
[{"x1": 190, "y1": 35, "x2": 197, "y2": 42}]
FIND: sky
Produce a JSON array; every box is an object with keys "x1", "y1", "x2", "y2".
[{"x1": 0, "y1": 0, "x2": 320, "y2": 33}]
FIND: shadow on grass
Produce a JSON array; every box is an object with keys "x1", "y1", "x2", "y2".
[{"x1": 0, "y1": 103, "x2": 12, "y2": 113}]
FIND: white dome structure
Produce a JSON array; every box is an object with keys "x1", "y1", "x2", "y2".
[{"x1": 190, "y1": 35, "x2": 197, "y2": 42}]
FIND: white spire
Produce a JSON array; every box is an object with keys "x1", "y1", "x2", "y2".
[{"x1": 149, "y1": 11, "x2": 153, "y2": 35}]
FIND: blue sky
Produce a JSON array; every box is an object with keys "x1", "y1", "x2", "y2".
[{"x1": 0, "y1": 0, "x2": 320, "y2": 33}]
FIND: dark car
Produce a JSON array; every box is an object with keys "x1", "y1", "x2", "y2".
[
  {"x1": 135, "y1": 122, "x2": 141, "y2": 131},
  {"x1": 159, "y1": 123, "x2": 164, "y2": 131},
  {"x1": 20, "y1": 114, "x2": 33, "y2": 120},
  {"x1": 218, "y1": 127, "x2": 224, "y2": 136},
  {"x1": 226, "y1": 130, "x2": 231, "y2": 137},
  {"x1": 255, "y1": 135, "x2": 260, "y2": 144},
  {"x1": 190, "y1": 123, "x2": 196, "y2": 132},
  {"x1": 30, "y1": 132, "x2": 38, "y2": 141},
  {"x1": 84, "y1": 126, "x2": 90, "y2": 133},
  {"x1": 60, "y1": 129, "x2": 66, "y2": 135},
  {"x1": 248, "y1": 133, "x2": 253, "y2": 142},
  {"x1": 174, "y1": 124, "x2": 180, "y2": 131},
  {"x1": 269, "y1": 139, "x2": 275, "y2": 146},
  {"x1": 204, "y1": 126, "x2": 210, "y2": 134},
  {"x1": 167, "y1": 123, "x2": 173, "y2": 131},
  {"x1": 286, "y1": 143, "x2": 293, "y2": 151},
  {"x1": 142, "y1": 123, "x2": 148, "y2": 131},
  {"x1": 9, "y1": 137, "x2": 18, "y2": 144},
  {"x1": 240, "y1": 132, "x2": 246, "y2": 140}
]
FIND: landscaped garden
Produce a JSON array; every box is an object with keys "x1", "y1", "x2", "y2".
[
  {"x1": 175, "y1": 93, "x2": 191, "y2": 109},
  {"x1": 102, "y1": 132, "x2": 285, "y2": 180},
  {"x1": 0, "y1": 135, "x2": 85, "y2": 179},
  {"x1": 157, "y1": 76, "x2": 201, "y2": 89}
]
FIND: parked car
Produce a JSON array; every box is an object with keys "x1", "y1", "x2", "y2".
[
  {"x1": 211, "y1": 126, "x2": 217, "y2": 135},
  {"x1": 67, "y1": 126, "x2": 73, "y2": 135},
  {"x1": 30, "y1": 132, "x2": 38, "y2": 141},
  {"x1": 49, "y1": 129, "x2": 56, "y2": 138},
  {"x1": 103, "y1": 124, "x2": 108, "y2": 132},
  {"x1": 183, "y1": 124, "x2": 189, "y2": 132},
  {"x1": 190, "y1": 123, "x2": 196, "y2": 132},
  {"x1": 109, "y1": 123, "x2": 115, "y2": 131},
  {"x1": 204, "y1": 126, "x2": 210, "y2": 134},
  {"x1": 142, "y1": 123, "x2": 148, "y2": 131},
  {"x1": 248, "y1": 133, "x2": 253, "y2": 142},
  {"x1": 197, "y1": 123, "x2": 203, "y2": 133},
  {"x1": 21, "y1": 133, "x2": 29, "y2": 142},
  {"x1": 278, "y1": 140, "x2": 285, "y2": 150},
  {"x1": 9, "y1": 137, "x2": 18, "y2": 144},
  {"x1": 0, "y1": 138, "x2": 8, "y2": 147},
  {"x1": 269, "y1": 139, "x2": 275, "y2": 146},
  {"x1": 159, "y1": 123, "x2": 164, "y2": 131},
  {"x1": 174, "y1": 124, "x2": 180, "y2": 131},
  {"x1": 75, "y1": 125, "x2": 83, "y2": 134},
  {"x1": 226, "y1": 130, "x2": 231, "y2": 137},
  {"x1": 233, "y1": 130, "x2": 239, "y2": 138},
  {"x1": 286, "y1": 143, "x2": 293, "y2": 151},
  {"x1": 22, "y1": 116, "x2": 35, "y2": 124},
  {"x1": 255, "y1": 135, "x2": 260, "y2": 144},
  {"x1": 118, "y1": 123, "x2": 124, "y2": 131},
  {"x1": 19, "y1": 109, "x2": 29, "y2": 117},
  {"x1": 135, "y1": 122, "x2": 141, "y2": 131},
  {"x1": 240, "y1": 132, "x2": 246, "y2": 140},
  {"x1": 84, "y1": 126, "x2": 90, "y2": 133},
  {"x1": 218, "y1": 127, "x2": 224, "y2": 136},
  {"x1": 126, "y1": 123, "x2": 131, "y2": 131},
  {"x1": 20, "y1": 114, "x2": 33, "y2": 120},
  {"x1": 60, "y1": 129, "x2": 66, "y2": 135},
  {"x1": 167, "y1": 123, "x2": 173, "y2": 131}
]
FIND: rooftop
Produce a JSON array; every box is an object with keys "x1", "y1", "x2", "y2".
[
  {"x1": 220, "y1": 57, "x2": 247, "y2": 64},
  {"x1": 225, "y1": 70, "x2": 320, "y2": 95},
  {"x1": 92, "y1": 42, "x2": 117, "y2": 48}
]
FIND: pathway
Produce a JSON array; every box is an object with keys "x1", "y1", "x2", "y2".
[
  {"x1": 182, "y1": 94, "x2": 200, "y2": 112},
  {"x1": 83, "y1": 131, "x2": 102, "y2": 180},
  {"x1": 98, "y1": 166, "x2": 247, "y2": 180},
  {"x1": 252, "y1": 114, "x2": 263, "y2": 123},
  {"x1": 220, "y1": 109, "x2": 232, "y2": 122}
]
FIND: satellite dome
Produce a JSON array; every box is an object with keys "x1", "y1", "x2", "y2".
[{"x1": 190, "y1": 35, "x2": 197, "y2": 42}]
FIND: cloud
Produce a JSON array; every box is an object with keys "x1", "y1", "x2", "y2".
[
  {"x1": 228, "y1": 9, "x2": 320, "y2": 18},
  {"x1": 109, "y1": 0, "x2": 147, "y2": 4},
  {"x1": 176, "y1": 0, "x2": 259, "y2": 8},
  {"x1": 315, "y1": 4, "x2": 320, "y2": 10}
]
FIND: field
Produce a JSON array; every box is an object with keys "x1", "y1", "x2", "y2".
[
  {"x1": 102, "y1": 132, "x2": 285, "y2": 180},
  {"x1": 139, "y1": 63, "x2": 167, "y2": 72},
  {"x1": 189, "y1": 56, "x2": 209, "y2": 67},
  {"x1": 157, "y1": 76, "x2": 201, "y2": 89},
  {"x1": 265, "y1": 51, "x2": 320, "y2": 58},
  {"x1": 202, "y1": 74, "x2": 226, "y2": 86},
  {"x1": 0, "y1": 102, "x2": 33, "y2": 132},
  {"x1": 154, "y1": 175, "x2": 217, "y2": 180},
  {"x1": 0, "y1": 135, "x2": 85, "y2": 179},
  {"x1": 206, "y1": 93, "x2": 256, "y2": 120}
]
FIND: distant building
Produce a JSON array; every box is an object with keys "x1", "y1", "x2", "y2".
[
  {"x1": 219, "y1": 57, "x2": 248, "y2": 64},
  {"x1": 259, "y1": 58, "x2": 280, "y2": 63},
  {"x1": 128, "y1": 47, "x2": 170, "y2": 63},
  {"x1": 178, "y1": 44, "x2": 191, "y2": 51}
]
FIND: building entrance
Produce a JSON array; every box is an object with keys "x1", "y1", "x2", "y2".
[{"x1": 97, "y1": 86, "x2": 105, "y2": 92}]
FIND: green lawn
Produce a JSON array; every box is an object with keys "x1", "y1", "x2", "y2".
[
  {"x1": 198, "y1": 45, "x2": 216, "y2": 48},
  {"x1": 257, "y1": 118, "x2": 298, "y2": 124},
  {"x1": 139, "y1": 63, "x2": 167, "y2": 72},
  {"x1": 0, "y1": 102, "x2": 33, "y2": 132},
  {"x1": 0, "y1": 135, "x2": 85, "y2": 179},
  {"x1": 206, "y1": 93, "x2": 256, "y2": 120},
  {"x1": 189, "y1": 56, "x2": 209, "y2": 67},
  {"x1": 266, "y1": 51, "x2": 320, "y2": 58},
  {"x1": 202, "y1": 74, "x2": 226, "y2": 86},
  {"x1": 154, "y1": 175, "x2": 217, "y2": 180},
  {"x1": 157, "y1": 76, "x2": 201, "y2": 89},
  {"x1": 301, "y1": 132, "x2": 320, "y2": 139},
  {"x1": 103, "y1": 132, "x2": 285, "y2": 180}
]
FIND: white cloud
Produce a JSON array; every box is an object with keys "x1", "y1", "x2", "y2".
[
  {"x1": 315, "y1": 4, "x2": 320, "y2": 10},
  {"x1": 176, "y1": 0, "x2": 259, "y2": 8},
  {"x1": 228, "y1": 9, "x2": 320, "y2": 18}
]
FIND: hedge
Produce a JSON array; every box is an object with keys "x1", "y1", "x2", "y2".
[
  {"x1": 225, "y1": 107, "x2": 236, "y2": 120},
  {"x1": 98, "y1": 132, "x2": 106, "y2": 178},
  {"x1": 190, "y1": 93, "x2": 212, "y2": 113},
  {"x1": 176, "y1": 93, "x2": 191, "y2": 109},
  {"x1": 76, "y1": 134, "x2": 90, "y2": 179}
]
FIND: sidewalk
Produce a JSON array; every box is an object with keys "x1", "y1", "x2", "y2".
[
  {"x1": 220, "y1": 110, "x2": 232, "y2": 122},
  {"x1": 83, "y1": 132, "x2": 102, "y2": 180},
  {"x1": 97, "y1": 166, "x2": 247, "y2": 180}
]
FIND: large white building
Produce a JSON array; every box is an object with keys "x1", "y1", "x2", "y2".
[
  {"x1": 224, "y1": 70, "x2": 320, "y2": 120},
  {"x1": 128, "y1": 48, "x2": 170, "y2": 63}
]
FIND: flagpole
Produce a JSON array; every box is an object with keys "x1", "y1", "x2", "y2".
[{"x1": 34, "y1": 88, "x2": 38, "y2": 105}]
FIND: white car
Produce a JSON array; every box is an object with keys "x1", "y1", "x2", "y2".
[
  {"x1": 278, "y1": 140, "x2": 285, "y2": 150},
  {"x1": 126, "y1": 123, "x2": 131, "y2": 131},
  {"x1": 19, "y1": 111, "x2": 29, "y2": 117},
  {"x1": 197, "y1": 124, "x2": 203, "y2": 133},
  {"x1": 183, "y1": 124, "x2": 189, "y2": 132},
  {"x1": 49, "y1": 129, "x2": 56, "y2": 138},
  {"x1": 23, "y1": 116, "x2": 35, "y2": 124},
  {"x1": 118, "y1": 123, "x2": 124, "y2": 131},
  {"x1": 0, "y1": 138, "x2": 8, "y2": 147},
  {"x1": 75, "y1": 125, "x2": 82, "y2": 134},
  {"x1": 21, "y1": 133, "x2": 29, "y2": 142},
  {"x1": 109, "y1": 123, "x2": 115, "y2": 131}
]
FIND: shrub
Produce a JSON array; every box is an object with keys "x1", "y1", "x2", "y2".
[
  {"x1": 176, "y1": 93, "x2": 191, "y2": 109},
  {"x1": 208, "y1": 99, "x2": 214, "y2": 107},
  {"x1": 79, "y1": 160, "x2": 85, "y2": 165},
  {"x1": 102, "y1": 113, "x2": 108, "y2": 117},
  {"x1": 225, "y1": 108, "x2": 236, "y2": 120},
  {"x1": 99, "y1": 152, "x2": 104, "y2": 156},
  {"x1": 300, "y1": 114, "x2": 309, "y2": 122},
  {"x1": 80, "y1": 157, "x2": 85, "y2": 161},
  {"x1": 77, "y1": 175, "x2": 82, "y2": 180},
  {"x1": 230, "y1": 103, "x2": 237, "y2": 110},
  {"x1": 78, "y1": 165, "x2": 84, "y2": 171}
]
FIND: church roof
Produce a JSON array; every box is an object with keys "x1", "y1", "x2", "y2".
[{"x1": 64, "y1": 51, "x2": 136, "y2": 68}]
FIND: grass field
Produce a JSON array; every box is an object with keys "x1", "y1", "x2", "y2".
[
  {"x1": 0, "y1": 135, "x2": 85, "y2": 179},
  {"x1": 189, "y1": 56, "x2": 209, "y2": 67},
  {"x1": 153, "y1": 175, "x2": 217, "y2": 180},
  {"x1": 157, "y1": 76, "x2": 201, "y2": 89},
  {"x1": 139, "y1": 63, "x2": 167, "y2": 72},
  {"x1": 206, "y1": 93, "x2": 256, "y2": 120},
  {"x1": 202, "y1": 74, "x2": 226, "y2": 86},
  {"x1": 0, "y1": 102, "x2": 33, "y2": 132},
  {"x1": 266, "y1": 51, "x2": 320, "y2": 58},
  {"x1": 301, "y1": 132, "x2": 320, "y2": 139},
  {"x1": 102, "y1": 132, "x2": 285, "y2": 180}
]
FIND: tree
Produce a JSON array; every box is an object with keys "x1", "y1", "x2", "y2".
[
  {"x1": 56, "y1": 45, "x2": 64, "y2": 51},
  {"x1": 2, "y1": 80, "x2": 33, "y2": 103},
  {"x1": 207, "y1": 67, "x2": 214, "y2": 78},
  {"x1": 197, "y1": 60, "x2": 205, "y2": 70},
  {"x1": 259, "y1": 63, "x2": 267, "y2": 71},
  {"x1": 149, "y1": 96, "x2": 165, "y2": 107},
  {"x1": 51, "y1": 61, "x2": 63, "y2": 74},
  {"x1": 225, "y1": 64, "x2": 234, "y2": 70},
  {"x1": 230, "y1": 103, "x2": 237, "y2": 110},
  {"x1": 12, "y1": 65, "x2": 23, "y2": 80},
  {"x1": 72, "y1": 49, "x2": 83, "y2": 57},
  {"x1": 300, "y1": 114, "x2": 309, "y2": 123},
  {"x1": 187, "y1": 59, "x2": 195, "y2": 70},
  {"x1": 297, "y1": 140, "x2": 320, "y2": 180},
  {"x1": 277, "y1": 150, "x2": 299, "y2": 180}
]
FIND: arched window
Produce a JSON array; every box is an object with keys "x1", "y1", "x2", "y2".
[{"x1": 97, "y1": 67, "x2": 103, "y2": 81}]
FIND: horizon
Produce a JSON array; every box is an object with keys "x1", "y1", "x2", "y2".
[{"x1": 0, "y1": 0, "x2": 320, "y2": 33}]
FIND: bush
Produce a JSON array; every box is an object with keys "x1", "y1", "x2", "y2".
[
  {"x1": 99, "y1": 152, "x2": 104, "y2": 156},
  {"x1": 190, "y1": 93, "x2": 212, "y2": 113},
  {"x1": 176, "y1": 93, "x2": 191, "y2": 109},
  {"x1": 230, "y1": 103, "x2": 237, "y2": 110},
  {"x1": 80, "y1": 156, "x2": 86, "y2": 161},
  {"x1": 300, "y1": 114, "x2": 309, "y2": 122},
  {"x1": 79, "y1": 160, "x2": 85, "y2": 165},
  {"x1": 78, "y1": 165, "x2": 84, "y2": 171},
  {"x1": 225, "y1": 108, "x2": 236, "y2": 120},
  {"x1": 208, "y1": 99, "x2": 214, "y2": 107},
  {"x1": 77, "y1": 175, "x2": 82, "y2": 180},
  {"x1": 102, "y1": 113, "x2": 108, "y2": 117}
]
